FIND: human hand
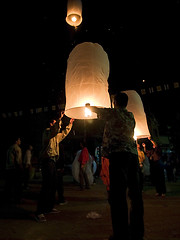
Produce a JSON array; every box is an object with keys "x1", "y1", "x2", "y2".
[
  {"x1": 60, "y1": 111, "x2": 65, "y2": 119},
  {"x1": 70, "y1": 118, "x2": 74, "y2": 124}
]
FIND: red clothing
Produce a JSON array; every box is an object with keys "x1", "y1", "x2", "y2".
[
  {"x1": 78, "y1": 147, "x2": 89, "y2": 166},
  {"x1": 100, "y1": 157, "x2": 110, "y2": 191}
]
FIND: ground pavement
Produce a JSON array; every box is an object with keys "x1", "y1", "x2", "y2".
[{"x1": 0, "y1": 175, "x2": 180, "y2": 240}]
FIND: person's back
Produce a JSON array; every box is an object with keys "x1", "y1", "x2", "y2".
[
  {"x1": 87, "y1": 92, "x2": 144, "y2": 240},
  {"x1": 102, "y1": 107, "x2": 137, "y2": 158},
  {"x1": 108, "y1": 93, "x2": 144, "y2": 240}
]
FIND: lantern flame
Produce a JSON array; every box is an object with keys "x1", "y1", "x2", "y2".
[
  {"x1": 71, "y1": 16, "x2": 77, "y2": 22},
  {"x1": 85, "y1": 107, "x2": 92, "y2": 117}
]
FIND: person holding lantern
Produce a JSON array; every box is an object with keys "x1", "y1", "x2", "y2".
[
  {"x1": 142, "y1": 137, "x2": 166, "y2": 197},
  {"x1": 87, "y1": 92, "x2": 144, "y2": 240},
  {"x1": 34, "y1": 111, "x2": 74, "y2": 222}
]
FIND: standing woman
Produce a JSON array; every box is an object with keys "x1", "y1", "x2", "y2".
[
  {"x1": 23, "y1": 144, "x2": 33, "y2": 189},
  {"x1": 78, "y1": 141, "x2": 90, "y2": 190}
]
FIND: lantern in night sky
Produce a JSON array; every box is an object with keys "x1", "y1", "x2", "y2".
[
  {"x1": 123, "y1": 90, "x2": 150, "y2": 139},
  {"x1": 65, "y1": 42, "x2": 111, "y2": 119},
  {"x1": 66, "y1": 0, "x2": 82, "y2": 27}
]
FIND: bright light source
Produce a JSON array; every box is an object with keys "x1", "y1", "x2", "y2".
[
  {"x1": 71, "y1": 16, "x2": 77, "y2": 22},
  {"x1": 65, "y1": 42, "x2": 111, "y2": 119},
  {"x1": 123, "y1": 90, "x2": 150, "y2": 139},
  {"x1": 133, "y1": 134, "x2": 137, "y2": 141},
  {"x1": 66, "y1": 0, "x2": 82, "y2": 27},
  {"x1": 85, "y1": 107, "x2": 92, "y2": 117},
  {"x1": 133, "y1": 129, "x2": 138, "y2": 140}
]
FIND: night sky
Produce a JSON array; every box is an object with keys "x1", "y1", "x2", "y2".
[{"x1": 1, "y1": 0, "x2": 180, "y2": 113}]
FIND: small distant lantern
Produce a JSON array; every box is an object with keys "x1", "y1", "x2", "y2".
[
  {"x1": 65, "y1": 42, "x2": 111, "y2": 119},
  {"x1": 123, "y1": 90, "x2": 150, "y2": 140},
  {"x1": 66, "y1": 0, "x2": 82, "y2": 27}
]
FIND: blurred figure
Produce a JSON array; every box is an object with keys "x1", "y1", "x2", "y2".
[
  {"x1": 165, "y1": 151, "x2": 177, "y2": 182},
  {"x1": 143, "y1": 137, "x2": 166, "y2": 197},
  {"x1": 78, "y1": 141, "x2": 90, "y2": 190},
  {"x1": 23, "y1": 144, "x2": 33, "y2": 189},
  {"x1": 4, "y1": 136, "x2": 23, "y2": 204},
  {"x1": 137, "y1": 143, "x2": 145, "y2": 191},
  {"x1": 94, "y1": 145, "x2": 103, "y2": 178},
  {"x1": 100, "y1": 156, "x2": 110, "y2": 198}
]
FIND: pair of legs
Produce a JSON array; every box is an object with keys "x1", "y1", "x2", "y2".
[
  {"x1": 4, "y1": 168, "x2": 23, "y2": 203},
  {"x1": 109, "y1": 152, "x2": 144, "y2": 240},
  {"x1": 56, "y1": 169, "x2": 65, "y2": 203},
  {"x1": 79, "y1": 164, "x2": 90, "y2": 189},
  {"x1": 153, "y1": 160, "x2": 166, "y2": 196},
  {"x1": 36, "y1": 158, "x2": 57, "y2": 214}
]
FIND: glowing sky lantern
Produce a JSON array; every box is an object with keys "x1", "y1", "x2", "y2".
[
  {"x1": 123, "y1": 90, "x2": 151, "y2": 140},
  {"x1": 66, "y1": 0, "x2": 82, "y2": 27},
  {"x1": 65, "y1": 42, "x2": 111, "y2": 119}
]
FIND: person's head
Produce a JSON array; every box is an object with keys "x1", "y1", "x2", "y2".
[
  {"x1": 80, "y1": 140, "x2": 87, "y2": 149},
  {"x1": 15, "y1": 137, "x2": 21, "y2": 146},
  {"x1": 114, "y1": 92, "x2": 128, "y2": 108},
  {"x1": 28, "y1": 144, "x2": 33, "y2": 151}
]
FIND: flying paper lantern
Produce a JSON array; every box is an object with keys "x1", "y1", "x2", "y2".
[
  {"x1": 65, "y1": 42, "x2": 111, "y2": 119},
  {"x1": 123, "y1": 90, "x2": 150, "y2": 139},
  {"x1": 66, "y1": 0, "x2": 82, "y2": 27}
]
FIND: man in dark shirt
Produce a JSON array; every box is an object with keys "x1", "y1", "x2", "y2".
[{"x1": 88, "y1": 92, "x2": 144, "y2": 240}]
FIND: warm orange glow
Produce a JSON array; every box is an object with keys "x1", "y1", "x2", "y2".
[
  {"x1": 66, "y1": 0, "x2": 82, "y2": 27},
  {"x1": 65, "y1": 42, "x2": 111, "y2": 119},
  {"x1": 123, "y1": 90, "x2": 150, "y2": 139},
  {"x1": 71, "y1": 16, "x2": 77, "y2": 22},
  {"x1": 85, "y1": 107, "x2": 92, "y2": 117}
]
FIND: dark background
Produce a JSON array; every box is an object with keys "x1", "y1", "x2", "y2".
[
  {"x1": 1, "y1": 0, "x2": 179, "y2": 109},
  {"x1": 1, "y1": 0, "x2": 180, "y2": 158}
]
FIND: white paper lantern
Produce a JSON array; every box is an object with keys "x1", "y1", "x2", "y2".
[
  {"x1": 65, "y1": 42, "x2": 111, "y2": 119},
  {"x1": 123, "y1": 90, "x2": 150, "y2": 139},
  {"x1": 66, "y1": 0, "x2": 82, "y2": 27}
]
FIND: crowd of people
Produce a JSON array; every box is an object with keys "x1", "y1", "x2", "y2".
[{"x1": 2, "y1": 92, "x2": 179, "y2": 240}]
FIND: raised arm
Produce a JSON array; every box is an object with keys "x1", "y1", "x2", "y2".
[
  {"x1": 49, "y1": 111, "x2": 65, "y2": 138},
  {"x1": 85, "y1": 104, "x2": 111, "y2": 120},
  {"x1": 57, "y1": 118, "x2": 74, "y2": 143},
  {"x1": 148, "y1": 136, "x2": 157, "y2": 148}
]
